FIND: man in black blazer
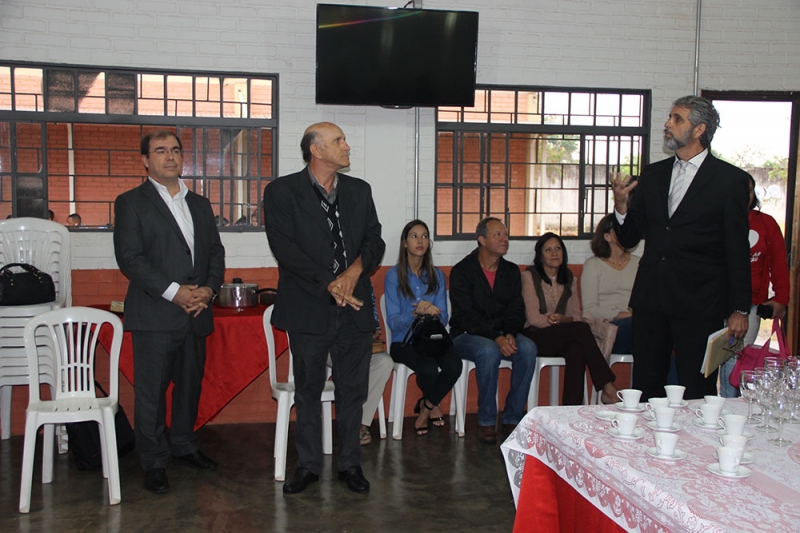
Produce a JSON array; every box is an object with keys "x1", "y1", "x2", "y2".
[
  {"x1": 265, "y1": 122, "x2": 385, "y2": 494},
  {"x1": 114, "y1": 130, "x2": 225, "y2": 494},
  {"x1": 611, "y1": 96, "x2": 751, "y2": 401}
]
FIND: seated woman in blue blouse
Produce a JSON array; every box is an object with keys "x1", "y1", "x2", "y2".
[{"x1": 384, "y1": 220, "x2": 462, "y2": 436}]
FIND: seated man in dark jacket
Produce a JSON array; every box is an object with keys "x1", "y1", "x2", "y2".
[{"x1": 449, "y1": 217, "x2": 538, "y2": 444}]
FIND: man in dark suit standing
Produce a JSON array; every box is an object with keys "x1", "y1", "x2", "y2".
[
  {"x1": 114, "y1": 130, "x2": 225, "y2": 495},
  {"x1": 264, "y1": 122, "x2": 385, "y2": 494},
  {"x1": 611, "y1": 96, "x2": 751, "y2": 401}
]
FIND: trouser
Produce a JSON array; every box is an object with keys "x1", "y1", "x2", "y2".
[
  {"x1": 632, "y1": 310, "x2": 723, "y2": 401},
  {"x1": 522, "y1": 322, "x2": 616, "y2": 405},
  {"x1": 389, "y1": 342, "x2": 463, "y2": 406},
  {"x1": 289, "y1": 306, "x2": 372, "y2": 474},
  {"x1": 132, "y1": 321, "x2": 206, "y2": 471},
  {"x1": 452, "y1": 333, "x2": 537, "y2": 426}
]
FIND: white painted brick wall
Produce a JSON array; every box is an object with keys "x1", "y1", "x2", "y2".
[{"x1": 0, "y1": 0, "x2": 798, "y2": 268}]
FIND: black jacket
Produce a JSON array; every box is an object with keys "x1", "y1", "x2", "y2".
[{"x1": 448, "y1": 248, "x2": 526, "y2": 340}]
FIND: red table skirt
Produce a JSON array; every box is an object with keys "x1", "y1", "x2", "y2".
[
  {"x1": 97, "y1": 304, "x2": 287, "y2": 430},
  {"x1": 514, "y1": 455, "x2": 625, "y2": 533}
]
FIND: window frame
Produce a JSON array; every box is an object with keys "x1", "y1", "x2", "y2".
[
  {"x1": 0, "y1": 61, "x2": 278, "y2": 230},
  {"x1": 435, "y1": 84, "x2": 651, "y2": 240}
]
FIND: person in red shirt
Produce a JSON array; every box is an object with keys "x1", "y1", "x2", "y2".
[{"x1": 719, "y1": 174, "x2": 789, "y2": 397}]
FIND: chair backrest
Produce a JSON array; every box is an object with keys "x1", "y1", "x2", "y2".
[
  {"x1": 263, "y1": 305, "x2": 295, "y2": 389},
  {"x1": 379, "y1": 294, "x2": 392, "y2": 346},
  {"x1": 0, "y1": 218, "x2": 72, "y2": 306},
  {"x1": 23, "y1": 307, "x2": 122, "y2": 404}
]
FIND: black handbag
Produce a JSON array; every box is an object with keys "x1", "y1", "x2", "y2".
[
  {"x1": 0, "y1": 263, "x2": 56, "y2": 306},
  {"x1": 402, "y1": 314, "x2": 453, "y2": 358},
  {"x1": 66, "y1": 381, "x2": 135, "y2": 471}
]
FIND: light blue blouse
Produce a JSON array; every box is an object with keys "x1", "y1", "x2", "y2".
[{"x1": 383, "y1": 265, "x2": 448, "y2": 342}]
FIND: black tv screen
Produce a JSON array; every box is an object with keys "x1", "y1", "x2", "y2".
[{"x1": 315, "y1": 4, "x2": 479, "y2": 107}]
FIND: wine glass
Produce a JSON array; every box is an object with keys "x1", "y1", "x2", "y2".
[
  {"x1": 739, "y1": 370, "x2": 761, "y2": 423},
  {"x1": 768, "y1": 386, "x2": 794, "y2": 446},
  {"x1": 754, "y1": 369, "x2": 777, "y2": 432}
]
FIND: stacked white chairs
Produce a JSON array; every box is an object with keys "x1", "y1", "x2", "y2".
[
  {"x1": 0, "y1": 218, "x2": 71, "y2": 443},
  {"x1": 18, "y1": 307, "x2": 122, "y2": 513},
  {"x1": 263, "y1": 305, "x2": 335, "y2": 482}
]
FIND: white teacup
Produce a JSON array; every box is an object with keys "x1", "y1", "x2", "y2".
[
  {"x1": 645, "y1": 397, "x2": 670, "y2": 414},
  {"x1": 719, "y1": 434, "x2": 748, "y2": 453},
  {"x1": 695, "y1": 403, "x2": 723, "y2": 426},
  {"x1": 611, "y1": 413, "x2": 639, "y2": 436},
  {"x1": 654, "y1": 407, "x2": 676, "y2": 429},
  {"x1": 718, "y1": 414, "x2": 747, "y2": 437},
  {"x1": 654, "y1": 431, "x2": 679, "y2": 457},
  {"x1": 717, "y1": 445, "x2": 743, "y2": 474},
  {"x1": 664, "y1": 385, "x2": 686, "y2": 406},
  {"x1": 704, "y1": 395, "x2": 726, "y2": 409},
  {"x1": 617, "y1": 388, "x2": 642, "y2": 409}
]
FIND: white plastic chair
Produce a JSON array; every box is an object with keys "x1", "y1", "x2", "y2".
[
  {"x1": 0, "y1": 218, "x2": 71, "y2": 442},
  {"x1": 591, "y1": 353, "x2": 634, "y2": 404},
  {"x1": 380, "y1": 294, "x2": 416, "y2": 440},
  {"x1": 263, "y1": 305, "x2": 335, "y2": 482},
  {"x1": 18, "y1": 307, "x2": 122, "y2": 513}
]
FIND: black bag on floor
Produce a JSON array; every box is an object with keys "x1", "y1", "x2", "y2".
[
  {"x1": 66, "y1": 382, "x2": 135, "y2": 471},
  {"x1": 0, "y1": 263, "x2": 56, "y2": 306}
]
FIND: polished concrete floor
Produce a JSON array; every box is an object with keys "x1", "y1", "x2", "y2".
[{"x1": 0, "y1": 415, "x2": 516, "y2": 533}]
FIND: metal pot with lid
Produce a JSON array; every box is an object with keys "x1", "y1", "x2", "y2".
[{"x1": 216, "y1": 278, "x2": 275, "y2": 309}]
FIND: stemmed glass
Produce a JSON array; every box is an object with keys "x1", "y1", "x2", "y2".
[
  {"x1": 786, "y1": 360, "x2": 800, "y2": 423},
  {"x1": 754, "y1": 369, "x2": 777, "y2": 432},
  {"x1": 767, "y1": 386, "x2": 794, "y2": 446},
  {"x1": 739, "y1": 370, "x2": 761, "y2": 423}
]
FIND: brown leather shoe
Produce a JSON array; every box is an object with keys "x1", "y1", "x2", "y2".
[{"x1": 477, "y1": 425, "x2": 497, "y2": 444}]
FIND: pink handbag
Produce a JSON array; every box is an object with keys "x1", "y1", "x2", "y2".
[{"x1": 729, "y1": 318, "x2": 789, "y2": 387}]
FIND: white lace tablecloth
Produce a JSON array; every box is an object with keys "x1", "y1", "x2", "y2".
[{"x1": 501, "y1": 400, "x2": 800, "y2": 532}]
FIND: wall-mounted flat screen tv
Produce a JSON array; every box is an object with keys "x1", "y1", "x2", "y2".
[{"x1": 315, "y1": 4, "x2": 479, "y2": 107}]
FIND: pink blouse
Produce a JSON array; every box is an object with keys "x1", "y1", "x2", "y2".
[{"x1": 521, "y1": 270, "x2": 581, "y2": 329}]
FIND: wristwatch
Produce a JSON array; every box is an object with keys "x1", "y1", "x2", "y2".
[
  {"x1": 210, "y1": 289, "x2": 218, "y2": 303},
  {"x1": 734, "y1": 310, "x2": 749, "y2": 316}
]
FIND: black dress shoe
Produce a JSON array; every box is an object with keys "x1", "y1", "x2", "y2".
[
  {"x1": 145, "y1": 468, "x2": 170, "y2": 495},
  {"x1": 173, "y1": 450, "x2": 218, "y2": 471},
  {"x1": 337, "y1": 465, "x2": 369, "y2": 494},
  {"x1": 283, "y1": 467, "x2": 320, "y2": 494}
]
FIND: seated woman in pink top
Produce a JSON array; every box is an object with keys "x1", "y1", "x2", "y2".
[{"x1": 521, "y1": 232, "x2": 619, "y2": 405}]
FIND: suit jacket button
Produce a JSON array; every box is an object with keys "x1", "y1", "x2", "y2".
[
  {"x1": 666, "y1": 226, "x2": 671, "y2": 231},
  {"x1": 661, "y1": 254, "x2": 666, "y2": 260},
  {"x1": 330, "y1": 242, "x2": 335, "y2": 248},
  {"x1": 186, "y1": 250, "x2": 191, "y2": 255}
]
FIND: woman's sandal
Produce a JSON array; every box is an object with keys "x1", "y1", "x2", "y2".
[
  {"x1": 426, "y1": 400, "x2": 445, "y2": 427},
  {"x1": 413, "y1": 398, "x2": 430, "y2": 436}
]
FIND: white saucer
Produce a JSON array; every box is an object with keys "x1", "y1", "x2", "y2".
[
  {"x1": 594, "y1": 410, "x2": 617, "y2": 421},
  {"x1": 706, "y1": 463, "x2": 752, "y2": 479},
  {"x1": 715, "y1": 429, "x2": 754, "y2": 439},
  {"x1": 669, "y1": 400, "x2": 689, "y2": 408},
  {"x1": 646, "y1": 420, "x2": 681, "y2": 432},
  {"x1": 614, "y1": 401, "x2": 646, "y2": 413},
  {"x1": 713, "y1": 450, "x2": 755, "y2": 465},
  {"x1": 607, "y1": 427, "x2": 645, "y2": 440},
  {"x1": 645, "y1": 447, "x2": 687, "y2": 461},
  {"x1": 692, "y1": 418, "x2": 721, "y2": 430}
]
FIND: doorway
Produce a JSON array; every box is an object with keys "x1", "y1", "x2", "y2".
[{"x1": 704, "y1": 91, "x2": 800, "y2": 352}]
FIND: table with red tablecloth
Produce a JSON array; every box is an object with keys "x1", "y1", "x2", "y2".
[
  {"x1": 96, "y1": 304, "x2": 287, "y2": 430},
  {"x1": 501, "y1": 401, "x2": 800, "y2": 532}
]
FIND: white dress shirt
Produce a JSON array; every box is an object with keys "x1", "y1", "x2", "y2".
[
  {"x1": 615, "y1": 149, "x2": 709, "y2": 224},
  {"x1": 148, "y1": 177, "x2": 195, "y2": 302}
]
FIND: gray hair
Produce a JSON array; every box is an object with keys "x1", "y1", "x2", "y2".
[
  {"x1": 476, "y1": 216, "x2": 503, "y2": 246},
  {"x1": 672, "y1": 95, "x2": 720, "y2": 148}
]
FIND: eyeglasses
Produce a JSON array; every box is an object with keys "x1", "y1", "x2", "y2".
[{"x1": 149, "y1": 147, "x2": 182, "y2": 157}]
